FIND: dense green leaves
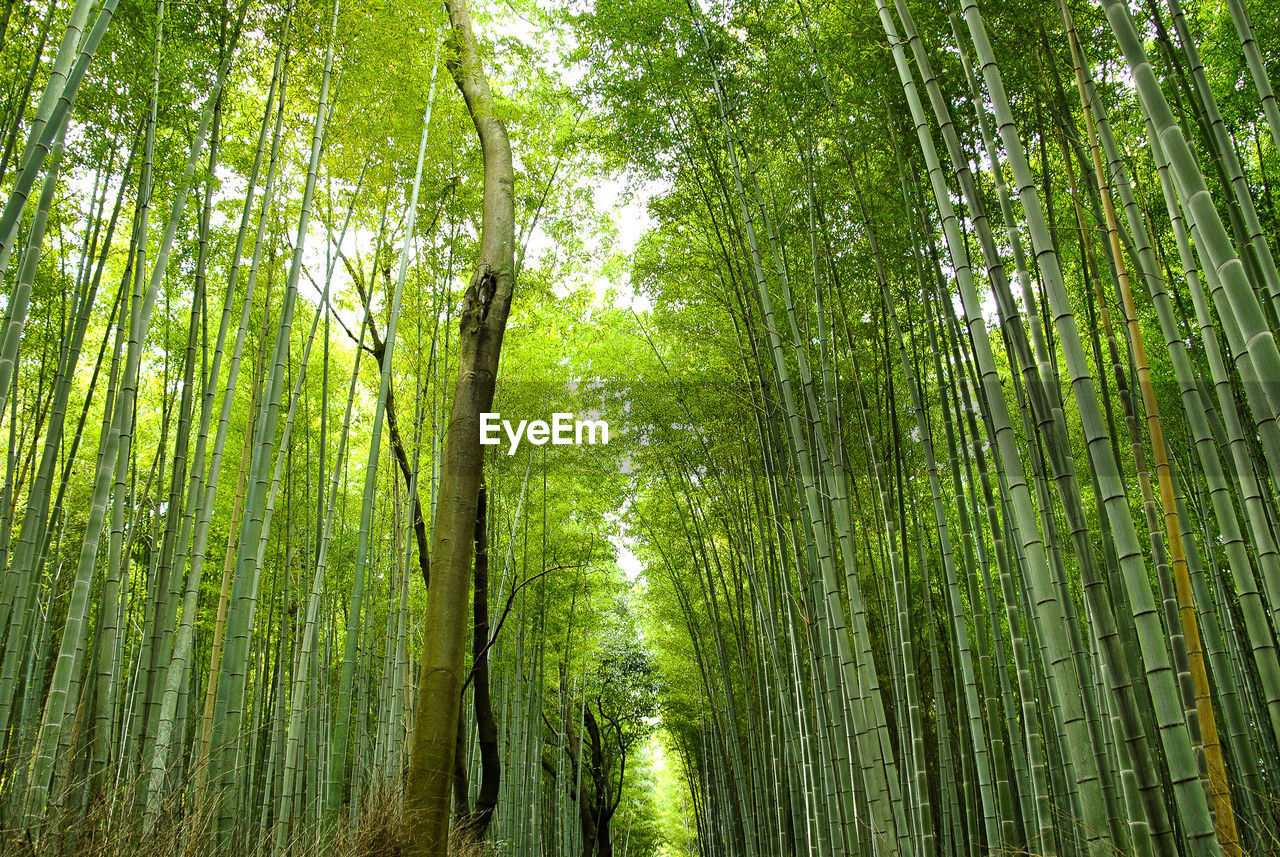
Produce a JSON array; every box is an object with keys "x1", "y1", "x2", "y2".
[{"x1": 5, "y1": 0, "x2": 1280, "y2": 855}]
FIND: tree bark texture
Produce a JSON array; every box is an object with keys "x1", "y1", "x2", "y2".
[{"x1": 404, "y1": 1, "x2": 515, "y2": 854}]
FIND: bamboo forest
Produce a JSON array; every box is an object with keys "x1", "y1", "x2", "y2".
[{"x1": 9, "y1": 0, "x2": 1280, "y2": 854}]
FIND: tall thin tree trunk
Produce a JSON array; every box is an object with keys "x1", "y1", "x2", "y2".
[{"x1": 405, "y1": 1, "x2": 516, "y2": 853}]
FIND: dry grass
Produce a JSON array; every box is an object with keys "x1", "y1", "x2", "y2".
[{"x1": 0, "y1": 781, "x2": 497, "y2": 857}]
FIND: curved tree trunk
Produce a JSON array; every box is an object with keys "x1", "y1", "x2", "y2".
[{"x1": 404, "y1": 1, "x2": 515, "y2": 854}]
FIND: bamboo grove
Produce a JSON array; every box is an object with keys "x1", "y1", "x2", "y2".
[
  {"x1": 574, "y1": 0, "x2": 1280, "y2": 855},
  {"x1": 0, "y1": 0, "x2": 669, "y2": 854},
  {"x1": 4, "y1": 0, "x2": 1280, "y2": 855}
]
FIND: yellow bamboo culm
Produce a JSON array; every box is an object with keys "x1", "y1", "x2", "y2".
[{"x1": 1062, "y1": 4, "x2": 1240, "y2": 854}]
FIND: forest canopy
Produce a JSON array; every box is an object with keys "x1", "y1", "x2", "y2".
[{"x1": 1, "y1": 0, "x2": 1280, "y2": 856}]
